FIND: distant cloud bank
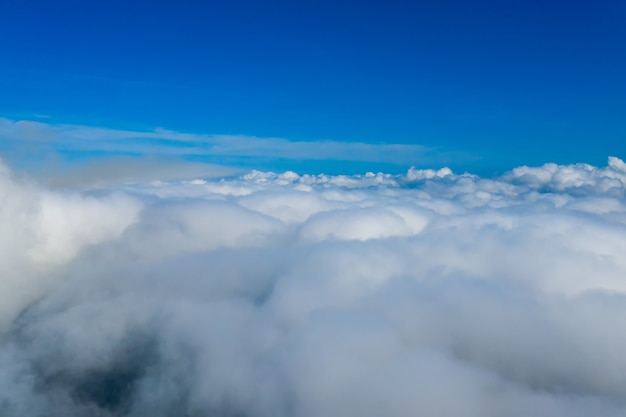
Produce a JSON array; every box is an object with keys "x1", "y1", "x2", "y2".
[{"x1": 2, "y1": 149, "x2": 626, "y2": 416}]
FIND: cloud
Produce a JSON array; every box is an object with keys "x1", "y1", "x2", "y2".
[
  {"x1": 0, "y1": 160, "x2": 141, "y2": 329},
  {"x1": 1, "y1": 156, "x2": 626, "y2": 416},
  {"x1": 0, "y1": 117, "x2": 451, "y2": 167}
]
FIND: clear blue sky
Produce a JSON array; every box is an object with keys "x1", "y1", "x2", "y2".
[{"x1": 1, "y1": 0, "x2": 625, "y2": 175}]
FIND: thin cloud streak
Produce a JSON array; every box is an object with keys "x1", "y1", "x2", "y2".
[{"x1": 0, "y1": 117, "x2": 461, "y2": 165}]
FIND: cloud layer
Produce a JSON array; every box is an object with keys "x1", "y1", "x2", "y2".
[{"x1": 2, "y1": 156, "x2": 626, "y2": 416}]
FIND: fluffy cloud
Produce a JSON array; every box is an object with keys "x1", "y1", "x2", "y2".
[{"x1": 1, "y1": 156, "x2": 626, "y2": 416}]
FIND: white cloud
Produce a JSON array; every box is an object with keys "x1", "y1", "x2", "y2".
[
  {"x1": 0, "y1": 159, "x2": 141, "y2": 329},
  {"x1": 1, "y1": 156, "x2": 626, "y2": 416},
  {"x1": 298, "y1": 205, "x2": 431, "y2": 242}
]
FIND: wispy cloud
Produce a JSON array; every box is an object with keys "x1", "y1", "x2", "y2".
[{"x1": 0, "y1": 117, "x2": 460, "y2": 166}]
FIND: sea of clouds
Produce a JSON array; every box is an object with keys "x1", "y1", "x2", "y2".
[{"x1": 2, "y1": 156, "x2": 626, "y2": 416}]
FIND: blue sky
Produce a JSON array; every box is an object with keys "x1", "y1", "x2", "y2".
[{"x1": 1, "y1": 0, "x2": 625, "y2": 175}]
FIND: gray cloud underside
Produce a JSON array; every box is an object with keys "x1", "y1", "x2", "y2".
[
  {"x1": 2, "y1": 156, "x2": 626, "y2": 416},
  {"x1": 37, "y1": 156, "x2": 244, "y2": 190}
]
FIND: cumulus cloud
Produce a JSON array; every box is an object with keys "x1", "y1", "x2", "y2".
[{"x1": 2, "y1": 156, "x2": 626, "y2": 416}]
